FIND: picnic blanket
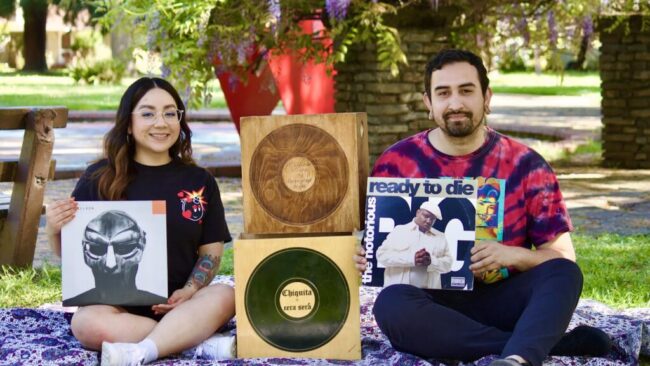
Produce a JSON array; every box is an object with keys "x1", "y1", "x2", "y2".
[{"x1": 1, "y1": 276, "x2": 648, "y2": 366}]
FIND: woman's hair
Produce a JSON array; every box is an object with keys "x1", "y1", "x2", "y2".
[{"x1": 94, "y1": 77, "x2": 194, "y2": 200}]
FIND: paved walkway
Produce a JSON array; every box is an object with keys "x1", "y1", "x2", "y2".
[
  {"x1": 0, "y1": 94, "x2": 601, "y2": 177},
  {"x1": 1, "y1": 93, "x2": 648, "y2": 268}
]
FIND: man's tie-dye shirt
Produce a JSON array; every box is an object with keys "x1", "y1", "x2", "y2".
[{"x1": 371, "y1": 127, "x2": 572, "y2": 249}]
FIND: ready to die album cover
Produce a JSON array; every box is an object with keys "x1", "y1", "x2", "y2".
[
  {"x1": 362, "y1": 177, "x2": 480, "y2": 291},
  {"x1": 61, "y1": 201, "x2": 168, "y2": 306}
]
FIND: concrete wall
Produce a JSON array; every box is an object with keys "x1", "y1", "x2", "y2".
[{"x1": 599, "y1": 15, "x2": 650, "y2": 168}]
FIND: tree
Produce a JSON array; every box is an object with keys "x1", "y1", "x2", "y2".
[
  {"x1": 20, "y1": 0, "x2": 49, "y2": 72},
  {"x1": 0, "y1": 0, "x2": 102, "y2": 72}
]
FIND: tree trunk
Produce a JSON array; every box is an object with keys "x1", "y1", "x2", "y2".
[
  {"x1": 22, "y1": 0, "x2": 49, "y2": 72},
  {"x1": 567, "y1": 34, "x2": 589, "y2": 70}
]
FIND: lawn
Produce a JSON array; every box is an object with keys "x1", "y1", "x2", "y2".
[
  {"x1": 489, "y1": 71, "x2": 600, "y2": 97},
  {"x1": 0, "y1": 72, "x2": 227, "y2": 110},
  {"x1": 2, "y1": 234, "x2": 648, "y2": 308},
  {"x1": 0, "y1": 70, "x2": 600, "y2": 110}
]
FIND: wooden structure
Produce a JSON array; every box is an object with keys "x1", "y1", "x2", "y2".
[
  {"x1": 234, "y1": 233, "x2": 361, "y2": 360},
  {"x1": 240, "y1": 113, "x2": 368, "y2": 234},
  {"x1": 0, "y1": 107, "x2": 67, "y2": 267}
]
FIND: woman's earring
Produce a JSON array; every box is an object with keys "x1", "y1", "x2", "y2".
[
  {"x1": 428, "y1": 111, "x2": 434, "y2": 120},
  {"x1": 127, "y1": 134, "x2": 132, "y2": 144},
  {"x1": 484, "y1": 105, "x2": 491, "y2": 115}
]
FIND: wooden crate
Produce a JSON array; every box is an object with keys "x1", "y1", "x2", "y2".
[
  {"x1": 240, "y1": 113, "x2": 368, "y2": 234},
  {"x1": 234, "y1": 233, "x2": 361, "y2": 360}
]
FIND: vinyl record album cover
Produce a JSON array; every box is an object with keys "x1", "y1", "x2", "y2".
[
  {"x1": 234, "y1": 234, "x2": 361, "y2": 360},
  {"x1": 240, "y1": 113, "x2": 368, "y2": 234},
  {"x1": 61, "y1": 201, "x2": 168, "y2": 306},
  {"x1": 362, "y1": 178, "x2": 477, "y2": 290}
]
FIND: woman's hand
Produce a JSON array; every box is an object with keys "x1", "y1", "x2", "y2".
[
  {"x1": 45, "y1": 198, "x2": 78, "y2": 236},
  {"x1": 151, "y1": 286, "x2": 198, "y2": 315}
]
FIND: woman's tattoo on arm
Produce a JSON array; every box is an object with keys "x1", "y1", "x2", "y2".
[{"x1": 186, "y1": 253, "x2": 222, "y2": 288}]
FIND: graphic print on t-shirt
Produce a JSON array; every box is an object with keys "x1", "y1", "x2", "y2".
[{"x1": 177, "y1": 187, "x2": 206, "y2": 223}]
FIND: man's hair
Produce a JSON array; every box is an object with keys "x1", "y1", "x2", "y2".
[{"x1": 424, "y1": 49, "x2": 490, "y2": 100}]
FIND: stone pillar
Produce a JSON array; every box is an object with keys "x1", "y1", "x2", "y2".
[
  {"x1": 334, "y1": 4, "x2": 455, "y2": 167},
  {"x1": 599, "y1": 15, "x2": 650, "y2": 168},
  {"x1": 335, "y1": 32, "x2": 448, "y2": 166}
]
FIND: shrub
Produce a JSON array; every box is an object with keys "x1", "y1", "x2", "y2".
[{"x1": 68, "y1": 59, "x2": 126, "y2": 85}]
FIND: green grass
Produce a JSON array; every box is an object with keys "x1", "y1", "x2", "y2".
[
  {"x1": 572, "y1": 139, "x2": 602, "y2": 155},
  {"x1": 0, "y1": 72, "x2": 227, "y2": 110},
  {"x1": 0, "y1": 247, "x2": 234, "y2": 308},
  {"x1": 0, "y1": 264, "x2": 62, "y2": 308},
  {"x1": 574, "y1": 233, "x2": 650, "y2": 308},
  {"x1": 490, "y1": 71, "x2": 600, "y2": 96},
  {"x1": 0, "y1": 70, "x2": 601, "y2": 110},
  {"x1": 2, "y1": 236, "x2": 649, "y2": 309}
]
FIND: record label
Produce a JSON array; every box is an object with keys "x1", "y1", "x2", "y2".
[
  {"x1": 281, "y1": 157, "x2": 316, "y2": 193},
  {"x1": 276, "y1": 279, "x2": 318, "y2": 320},
  {"x1": 245, "y1": 247, "x2": 350, "y2": 352}
]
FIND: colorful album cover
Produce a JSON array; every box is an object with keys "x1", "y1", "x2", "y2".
[
  {"x1": 475, "y1": 177, "x2": 506, "y2": 242},
  {"x1": 475, "y1": 177, "x2": 508, "y2": 283},
  {"x1": 61, "y1": 201, "x2": 168, "y2": 306},
  {"x1": 362, "y1": 177, "x2": 477, "y2": 290}
]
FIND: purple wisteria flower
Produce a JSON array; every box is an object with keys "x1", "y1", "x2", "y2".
[
  {"x1": 183, "y1": 85, "x2": 191, "y2": 107},
  {"x1": 197, "y1": 21, "x2": 208, "y2": 48},
  {"x1": 236, "y1": 37, "x2": 254, "y2": 65},
  {"x1": 207, "y1": 35, "x2": 222, "y2": 64},
  {"x1": 326, "y1": 0, "x2": 351, "y2": 21},
  {"x1": 160, "y1": 64, "x2": 171, "y2": 78},
  {"x1": 582, "y1": 15, "x2": 593, "y2": 39},
  {"x1": 547, "y1": 10, "x2": 558, "y2": 48},
  {"x1": 268, "y1": 0, "x2": 281, "y2": 34},
  {"x1": 268, "y1": 0, "x2": 281, "y2": 21},
  {"x1": 146, "y1": 11, "x2": 161, "y2": 50}
]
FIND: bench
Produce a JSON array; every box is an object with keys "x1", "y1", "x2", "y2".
[{"x1": 0, "y1": 107, "x2": 67, "y2": 267}]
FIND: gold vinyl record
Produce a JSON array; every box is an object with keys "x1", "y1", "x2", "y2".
[{"x1": 249, "y1": 124, "x2": 349, "y2": 225}]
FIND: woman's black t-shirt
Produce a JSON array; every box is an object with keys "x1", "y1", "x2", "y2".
[{"x1": 71, "y1": 159, "x2": 232, "y2": 295}]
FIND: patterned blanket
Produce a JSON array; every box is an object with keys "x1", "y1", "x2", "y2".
[{"x1": 1, "y1": 276, "x2": 648, "y2": 366}]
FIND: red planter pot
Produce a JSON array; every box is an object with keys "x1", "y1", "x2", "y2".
[
  {"x1": 214, "y1": 55, "x2": 280, "y2": 134},
  {"x1": 268, "y1": 19, "x2": 336, "y2": 115}
]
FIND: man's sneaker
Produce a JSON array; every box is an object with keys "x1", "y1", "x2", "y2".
[
  {"x1": 550, "y1": 325, "x2": 613, "y2": 357},
  {"x1": 489, "y1": 358, "x2": 530, "y2": 366},
  {"x1": 101, "y1": 342, "x2": 146, "y2": 366},
  {"x1": 193, "y1": 332, "x2": 236, "y2": 360}
]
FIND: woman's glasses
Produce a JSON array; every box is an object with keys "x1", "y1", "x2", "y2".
[{"x1": 132, "y1": 109, "x2": 184, "y2": 124}]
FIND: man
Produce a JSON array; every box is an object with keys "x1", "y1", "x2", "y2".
[
  {"x1": 370, "y1": 49, "x2": 611, "y2": 366},
  {"x1": 376, "y1": 201, "x2": 454, "y2": 288}
]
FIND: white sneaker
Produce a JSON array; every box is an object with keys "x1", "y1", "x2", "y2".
[
  {"x1": 101, "y1": 342, "x2": 146, "y2": 366},
  {"x1": 193, "y1": 332, "x2": 236, "y2": 360}
]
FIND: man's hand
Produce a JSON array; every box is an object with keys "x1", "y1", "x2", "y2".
[
  {"x1": 151, "y1": 286, "x2": 198, "y2": 315},
  {"x1": 353, "y1": 245, "x2": 368, "y2": 274},
  {"x1": 414, "y1": 248, "x2": 431, "y2": 266},
  {"x1": 469, "y1": 241, "x2": 521, "y2": 276}
]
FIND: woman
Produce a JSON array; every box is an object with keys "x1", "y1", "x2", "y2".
[{"x1": 46, "y1": 77, "x2": 235, "y2": 365}]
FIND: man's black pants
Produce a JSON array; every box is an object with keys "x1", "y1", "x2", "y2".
[{"x1": 373, "y1": 258, "x2": 583, "y2": 366}]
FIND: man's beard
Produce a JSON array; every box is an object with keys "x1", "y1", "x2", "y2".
[{"x1": 441, "y1": 110, "x2": 483, "y2": 138}]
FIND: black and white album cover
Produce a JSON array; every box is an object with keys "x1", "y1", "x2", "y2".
[
  {"x1": 62, "y1": 201, "x2": 168, "y2": 306},
  {"x1": 362, "y1": 178, "x2": 477, "y2": 290}
]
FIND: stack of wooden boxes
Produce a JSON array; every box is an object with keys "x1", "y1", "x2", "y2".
[{"x1": 234, "y1": 113, "x2": 368, "y2": 360}]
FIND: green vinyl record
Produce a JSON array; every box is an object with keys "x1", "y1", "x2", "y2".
[{"x1": 244, "y1": 247, "x2": 350, "y2": 352}]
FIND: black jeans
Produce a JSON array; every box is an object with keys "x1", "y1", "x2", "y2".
[{"x1": 373, "y1": 258, "x2": 583, "y2": 366}]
